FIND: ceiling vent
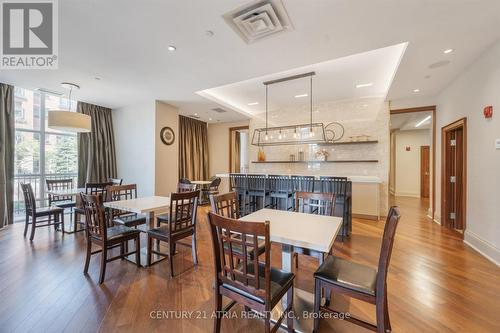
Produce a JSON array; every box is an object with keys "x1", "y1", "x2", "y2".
[
  {"x1": 223, "y1": 0, "x2": 293, "y2": 44},
  {"x1": 211, "y1": 107, "x2": 227, "y2": 113}
]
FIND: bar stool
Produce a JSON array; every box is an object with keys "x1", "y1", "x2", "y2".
[
  {"x1": 267, "y1": 174, "x2": 293, "y2": 210},
  {"x1": 229, "y1": 173, "x2": 248, "y2": 216},
  {"x1": 246, "y1": 174, "x2": 267, "y2": 214}
]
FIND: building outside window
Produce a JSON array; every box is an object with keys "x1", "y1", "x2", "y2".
[{"x1": 13, "y1": 87, "x2": 78, "y2": 219}]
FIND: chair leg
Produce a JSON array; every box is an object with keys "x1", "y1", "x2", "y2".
[
  {"x1": 168, "y1": 243, "x2": 174, "y2": 277},
  {"x1": 264, "y1": 310, "x2": 271, "y2": 333},
  {"x1": 135, "y1": 234, "x2": 141, "y2": 267},
  {"x1": 60, "y1": 212, "x2": 65, "y2": 233},
  {"x1": 23, "y1": 216, "x2": 29, "y2": 237},
  {"x1": 147, "y1": 236, "x2": 152, "y2": 266},
  {"x1": 295, "y1": 253, "x2": 299, "y2": 269},
  {"x1": 120, "y1": 242, "x2": 125, "y2": 259},
  {"x1": 84, "y1": 240, "x2": 91, "y2": 274},
  {"x1": 286, "y1": 285, "x2": 294, "y2": 332},
  {"x1": 213, "y1": 289, "x2": 222, "y2": 333},
  {"x1": 74, "y1": 212, "x2": 78, "y2": 232},
  {"x1": 99, "y1": 246, "x2": 107, "y2": 284},
  {"x1": 313, "y1": 279, "x2": 321, "y2": 333},
  {"x1": 192, "y1": 234, "x2": 198, "y2": 266},
  {"x1": 29, "y1": 219, "x2": 36, "y2": 241}
]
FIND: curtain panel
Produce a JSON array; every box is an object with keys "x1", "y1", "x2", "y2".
[
  {"x1": 0, "y1": 83, "x2": 14, "y2": 228},
  {"x1": 179, "y1": 115, "x2": 209, "y2": 181},
  {"x1": 77, "y1": 102, "x2": 117, "y2": 187}
]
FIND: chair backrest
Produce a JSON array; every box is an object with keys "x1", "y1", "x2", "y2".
[
  {"x1": 46, "y1": 178, "x2": 73, "y2": 204},
  {"x1": 80, "y1": 193, "x2": 107, "y2": 240},
  {"x1": 267, "y1": 174, "x2": 291, "y2": 193},
  {"x1": 320, "y1": 176, "x2": 348, "y2": 196},
  {"x1": 85, "y1": 182, "x2": 113, "y2": 198},
  {"x1": 376, "y1": 206, "x2": 401, "y2": 295},
  {"x1": 108, "y1": 178, "x2": 123, "y2": 185},
  {"x1": 210, "y1": 192, "x2": 240, "y2": 219},
  {"x1": 209, "y1": 177, "x2": 222, "y2": 190},
  {"x1": 177, "y1": 182, "x2": 197, "y2": 193},
  {"x1": 247, "y1": 174, "x2": 266, "y2": 192},
  {"x1": 106, "y1": 184, "x2": 138, "y2": 219},
  {"x1": 168, "y1": 190, "x2": 199, "y2": 234},
  {"x1": 291, "y1": 175, "x2": 315, "y2": 192},
  {"x1": 208, "y1": 212, "x2": 271, "y2": 304},
  {"x1": 20, "y1": 183, "x2": 37, "y2": 216},
  {"x1": 295, "y1": 191, "x2": 335, "y2": 216},
  {"x1": 179, "y1": 178, "x2": 192, "y2": 184},
  {"x1": 229, "y1": 173, "x2": 247, "y2": 191}
]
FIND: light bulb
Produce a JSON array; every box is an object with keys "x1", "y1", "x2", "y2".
[
  {"x1": 264, "y1": 133, "x2": 269, "y2": 141},
  {"x1": 278, "y1": 133, "x2": 282, "y2": 140}
]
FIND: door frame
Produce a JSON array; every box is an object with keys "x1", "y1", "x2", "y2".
[
  {"x1": 390, "y1": 105, "x2": 436, "y2": 219},
  {"x1": 420, "y1": 145, "x2": 430, "y2": 198},
  {"x1": 228, "y1": 125, "x2": 249, "y2": 172},
  {"x1": 441, "y1": 117, "x2": 467, "y2": 231}
]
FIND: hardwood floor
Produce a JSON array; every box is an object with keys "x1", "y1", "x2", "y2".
[{"x1": 1, "y1": 196, "x2": 499, "y2": 332}]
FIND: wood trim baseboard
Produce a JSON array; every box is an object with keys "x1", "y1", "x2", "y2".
[{"x1": 352, "y1": 213, "x2": 379, "y2": 221}]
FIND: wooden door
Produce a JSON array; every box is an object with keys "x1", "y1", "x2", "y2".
[
  {"x1": 420, "y1": 146, "x2": 430, "y2": 198},
  {"x1": 441, "y1": 118, "x2": 467, "y2": 231}
]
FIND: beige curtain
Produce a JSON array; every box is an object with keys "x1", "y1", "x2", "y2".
[
  {"x1": 179, "y1": 115, "x2": 209, "y2": 181},
  {"x1": 0, "y1": 83, "x2": 14, "y2": 228},
  {"x1": 77, "y1": 102, "x2": 117, "y2": 187}
]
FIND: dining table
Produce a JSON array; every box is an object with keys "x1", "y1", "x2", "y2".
[
  {"x1": 239, "y1": 208, "x2": 342, "y2": 333},
  {"x1": 103, "y1": 196, "x2": 171, "y2": 267}
]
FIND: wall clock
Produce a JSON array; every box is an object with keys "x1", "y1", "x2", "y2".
[{"x1": 160, "y1": 126, "x2": 175, "y2": 145}]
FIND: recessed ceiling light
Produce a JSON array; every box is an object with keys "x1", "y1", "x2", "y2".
[
  {"x1": 194, "y1": 113, "x2": 198, "y2": 116},
  {"x1": 356, "y1": 83, "x2": 373, "y2": 88},
  {"x1": 94, "y1": 77, "x2": 101, "y2": 81},
  {"x1": 444, "y1": 48, "x2": 454, "y2": 54},
  {"x1": 362, "y1": 104, "x2": 369, "y2": 107},
  {"x1": 205, "y1": 30, "x2": 214, "y2": 37},
  {"x1": 294, "y1": 94, "x2": 308, "y2": 98},
  {"x1": 247, "y1": 102, "x2": 259, "y2": 106},
  {"x1": 167, "y1": 45, "x2": 176, "y2": 51},
  {"x1": 415, "y1": 115, "x2": 432, "y2": 128},
  {"x1": 413, "y1": 89, "x2": 420, "y2": 93},
  {"x1": 209, "y1": 117, "x2": 212, "y2": 121}
]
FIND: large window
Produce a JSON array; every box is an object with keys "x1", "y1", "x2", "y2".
[{"x1": 13, "y1": 87, "x2": 78, "y2": 217}]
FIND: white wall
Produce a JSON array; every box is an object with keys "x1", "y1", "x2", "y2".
[
  {"x1": 113, "y1": 100, "x2": 155, "y2": 196},
  {"x1": 155, "y1": 101, "x2": 179, "y2": 196},
  {"x1": 239, "y1": 131, "x2": 249, "y2": 172},
  {"x1": 436, "y1": 39, "x2": 500, "y2": 265},
  {"x1": 394, "y1": 129, "x2": 431, "y2": 197},
  {"x1": 207, "y1": 120, "x2": 250, "y2": 192}
]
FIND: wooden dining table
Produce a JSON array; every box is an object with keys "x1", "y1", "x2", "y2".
[{"x1": 239, "y1": 208, "x2": 342, "y2": 333}]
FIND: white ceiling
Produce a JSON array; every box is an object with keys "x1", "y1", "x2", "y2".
[
  {"x1": 198, "y1": 43, "x2": 406, "y2": 117},
  {"x1": 390, "y1": 111, "x2": 432, "y2": 131},
  {"x1": 1, "y1": 0, "x2": 499, "y2": 123}
]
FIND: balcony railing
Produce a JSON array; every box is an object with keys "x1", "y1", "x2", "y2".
[{"x1": 14, "y1": 173, "x2": 78, "y2": 219}]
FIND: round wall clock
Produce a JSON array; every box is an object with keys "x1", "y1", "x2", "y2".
[{"x1": 160, "y1": 126, "x2": 175, "y2": 145}]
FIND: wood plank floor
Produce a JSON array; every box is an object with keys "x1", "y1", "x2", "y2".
[{"x1": 1, "y1": 196, "x2": 499, "y2": 332}]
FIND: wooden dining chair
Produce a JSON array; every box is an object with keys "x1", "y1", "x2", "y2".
[
  {"x1": 177, "y1": 182, "x2": 197, "y2": 192},
  {"x1": 312, "y1": 206, "x2": 401, "y2": 333},
  {"x1": 74, "y1": 181, "x2": 113, "y2": 231},
  {"x1": 21, "y1": 183, "x2": 65, "y2": 241},
  {"x1": 294, "y1": 191, "x2": 336, "y2": 268},
  {"x1": 146, "y1": 190, "x2": 199, "y2": 277},
  {"x1": 209, "y1": 192, "x2": 266, "y2": 260},
  {"x1": 208, "y1": 212, "x2": 295, "y2": 333},
  {"x1": 80, "y1": 193, "x2": 141, "y2": 284},
  {"x1": 108, "y1": 178, "x2": 123, "y2": 185},
  {"x1": 46, "y1": 178, "x2": 76, "y2": 209},
  {"x1": 202, "y1": 177, "x2": 221, "y2": 198},
  {"x1": 106, "y1": 184, "x2": 147, "y2": 228}
]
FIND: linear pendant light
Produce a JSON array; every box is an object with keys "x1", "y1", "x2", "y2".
[
  {"x1": 251, "y1": 71, "x2": 326, "y2": 146},
  {"x1": 48, "y1": 83, "x2": 91, "y2": 133}
]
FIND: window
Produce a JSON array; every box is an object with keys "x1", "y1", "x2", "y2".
[{"x1": 13, "y1": 87, "x2": 78, "y2": 217}]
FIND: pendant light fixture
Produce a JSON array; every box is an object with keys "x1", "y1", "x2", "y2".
[
  {"x1": 251, "y1": 72, "x2": 326, "y2": 146},
  {"x1": 48, "y1": 82, "x2": 91, "y2": 133}
]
